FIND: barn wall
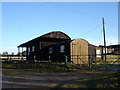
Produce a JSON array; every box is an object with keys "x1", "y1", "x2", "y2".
[
  {"x1": 70, "y1": 39, "x2": 89, "y2": 64},
  {"x1": 34, "y1": 40, "x2": 71, "y2": 61},
  {"x1": 42, "y1": 41, "x2": 71, "y2": 62},
  {"x1": 88, "y1": 44, "x2": 96, "y2": 62}
]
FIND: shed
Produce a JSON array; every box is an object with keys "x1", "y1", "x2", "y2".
[{"x1": 70, "y1": 39, "x2": 96, "y2": 64}]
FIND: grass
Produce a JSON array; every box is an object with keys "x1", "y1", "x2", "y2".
[
  {"x1": 2, "y1": 59, "x2": 120, "y2": 73},
  {"x1": 2, "y1": 62, "x2": 72, "y2": 73},
  {"x1": 63, "y1": 71, "x2": 119, "y2": 88}
]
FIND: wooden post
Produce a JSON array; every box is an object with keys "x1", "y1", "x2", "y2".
[
  {"x1": 102, "y1": 17, "x2": 107, "y2": 64},
  {"x1": 88, "y1": 55, "x2": 91, "y2": 69},
  {"x1": 49, "y1": 55, "x2": 51, "y2": 62},
  {"x1": 77, "y1": 55, "x2": 79, "y2": 64},
  {"x1": 10, "y1": 55, "x2": 11, "y2": 60},
  {"x1": 22, "y1": 47, "x2": 23, "y2": 60},
  {"x1": 7, "y1": 55, "x2": 9, "y2": 60},
  {"x1": 18, "y1": 47, "x2": 20, "y2": 59},
  {"x1": 65, "y1": 55, "x2": 68, "y2": 66}
]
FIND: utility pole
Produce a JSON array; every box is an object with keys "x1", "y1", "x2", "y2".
[{"x1": 102, "y1": 17, "x2": 107, "y2": 64}]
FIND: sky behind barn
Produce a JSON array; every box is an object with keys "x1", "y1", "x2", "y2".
[{"x1": 1, "y1": 1, "x2": 119, "y2": 54}]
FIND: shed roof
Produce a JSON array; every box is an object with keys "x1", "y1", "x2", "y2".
[{"x1": 71, "y1": 38, "x2": 89, "y2": 44}]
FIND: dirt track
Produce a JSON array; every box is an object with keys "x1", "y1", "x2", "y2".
[
  {"x1": 2, "y1": 72, "x2": 90, "y2": 88},
  {"x1": 2, "y1": 70, "x2": 119, "y2": 88}
]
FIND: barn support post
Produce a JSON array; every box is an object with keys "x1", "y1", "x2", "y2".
[
  {"x1": 25, "y1": 47, "x2": 27, "y2": 60},
  {"x1": 18, "y1": 47, "x2": 20, "y2": 59},
  {"x1": 22, "y1": 47, "x2": 23, "y2": 60}
]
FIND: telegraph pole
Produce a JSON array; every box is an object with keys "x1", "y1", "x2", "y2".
[{"x1": 102, "y1": 17, "x2": 107, "y2": 64}]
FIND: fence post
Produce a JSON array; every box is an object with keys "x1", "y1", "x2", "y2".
[
  {"x1": 88, "y1": 55, "x2": 91, "y2": 69},
  {"x1": 7, "y1": 55, "x2": 9, "y2": 60},
  {"x1": 10, "y1": 55, "x2": 11, "y2": 60},
  {"x1": 65, "y1": 55, "x2": 68, "y2": 67},
  {"x1": 77, "y1": 55, "x2": 79, "y2": 64}
]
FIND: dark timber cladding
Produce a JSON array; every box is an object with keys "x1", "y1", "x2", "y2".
[{"x1": 18, "y1": 31, "x2": 71, "y2": 61}]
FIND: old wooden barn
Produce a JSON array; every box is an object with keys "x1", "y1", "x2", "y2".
[
  {"x1": 18, "y1": 31, "x2": 97, "y2": 64},
  {"x1": 18, "y1": 31, "x2": 71, "y2": 62}
]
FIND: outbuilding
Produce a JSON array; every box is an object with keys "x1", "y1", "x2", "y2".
[
  {"x1": 18, "y1": 31, "x2": 97, "y2": 64},
  {"x1": 18, "y1": 31, "x2": 71, "y2": 61},
  {"x1": 70, "y1": 39, "x2": 96, "y2": 64}
]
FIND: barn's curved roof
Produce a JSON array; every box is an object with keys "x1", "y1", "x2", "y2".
[
  {"x1": 40, "y1": 31, "x2": 71, "y2": 39},
  {"x1": 71, "y1": 38, "x2": 89, "y2": 44},
  {"x1": 18, "y1": 31, "x2": 71, "y2": 47},
  {"x1": 71, "y1": 38, "x2": 96, "y2": 46}
]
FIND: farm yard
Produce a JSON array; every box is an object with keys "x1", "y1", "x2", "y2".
[
  {"x1": 1, "y1": 32, "x2": 120, "y2": 89},
  {"x1": 1, "y1": 54, "x2": 120, "y2": 89}
]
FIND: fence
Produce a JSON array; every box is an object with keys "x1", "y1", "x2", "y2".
[
  {"x1": 1, "y1": 54, "x2": 120, "y2": 70},
  {"x1": 65, "y1": 54, "x2": 120, "y2": 69},
  {"x1": 0, "y1": 55, "x2": 26, "y2": 62}
]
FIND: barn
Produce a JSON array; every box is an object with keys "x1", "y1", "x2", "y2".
[
  {"x1": 70, "y1": 39, "x2": 96, "y2": 64},
  {"x1": 18, "y1": 31, "x2": 71, "y2": 61},
  {"x1": 18, "y1": 31, "x2": 97, "y2": 64}
]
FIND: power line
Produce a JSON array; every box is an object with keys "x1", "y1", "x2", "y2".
[
  {"x1": 47, "y1": 2, "x2": 104, "y2": 40},
  {"x1": 79, "y1": 24, "x2": 102, "y2": 37},
  {"x1": 48, "y1": 3, "x2": 101, "y2": 20}
]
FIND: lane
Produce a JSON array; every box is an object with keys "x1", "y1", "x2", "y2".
[
  {"x1": 2, "y1": 72, "x2": 90, "y2": 88},
  {"x1": 2, "y1": 71, "x2": 118, "y2": 88}
]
